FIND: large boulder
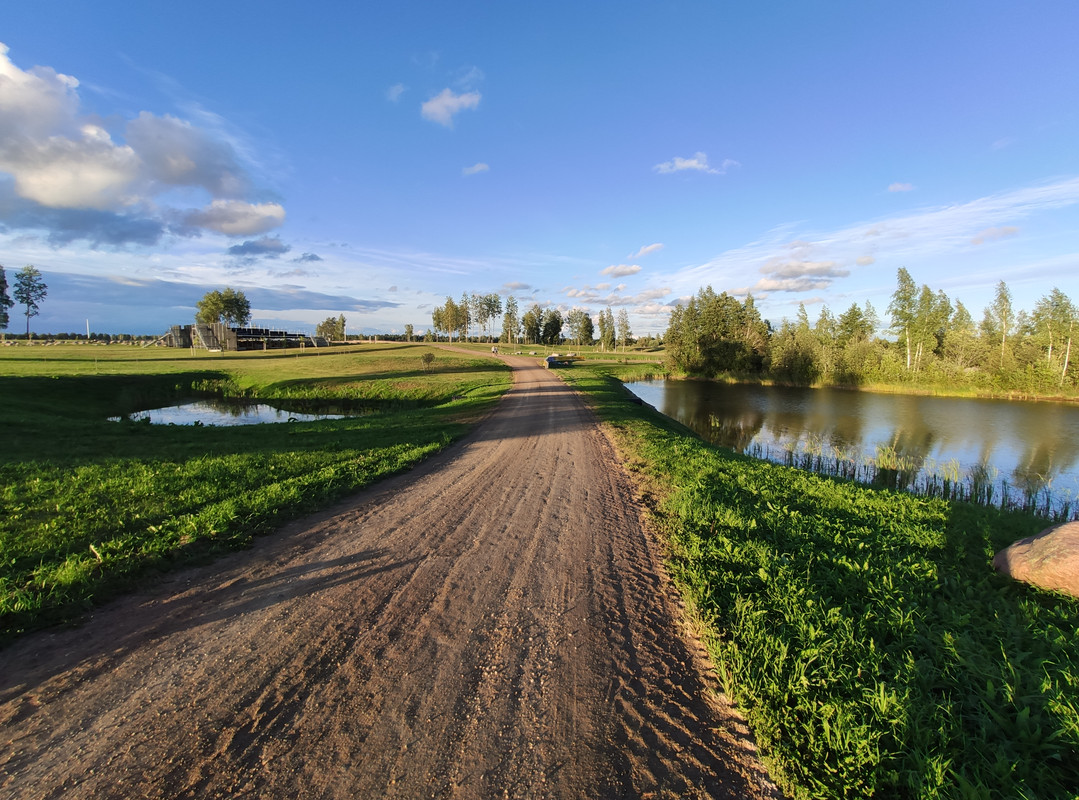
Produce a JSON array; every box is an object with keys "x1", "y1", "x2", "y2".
[{"x1": 993, "y1": 521, "x2": 1079, "y2": 598}]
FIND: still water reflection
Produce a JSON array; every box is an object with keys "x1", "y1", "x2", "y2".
[
  {"x1": 628, "y1": 380, "x2": 1079, "y2": 517},
  {"x1": 110, "y1": 399, "x2": 349, "y2": 426}
]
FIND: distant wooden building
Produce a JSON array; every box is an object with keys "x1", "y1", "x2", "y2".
[{"x1": 161, "y1": 324, "x2": 328, "y2": 351}]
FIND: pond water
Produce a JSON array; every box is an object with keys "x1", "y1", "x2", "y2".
[
  {"x1": 627, "y1": 380, "x2": 1079, "y2": 518},
  {"x1": 110, "y1": 399, "x2": 350, "y2": 426}
]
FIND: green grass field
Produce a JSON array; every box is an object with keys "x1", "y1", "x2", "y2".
[
  {"x1": 560, "y1": 363, "x2": 1079, "y2": 800},
  {"x1": 0, "y1": 342, "x2": 511, "y2": 641}
]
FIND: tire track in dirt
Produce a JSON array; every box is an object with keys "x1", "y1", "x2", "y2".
[{"x1": 0, "y1": 355, "x2": 779, "y2": 799}]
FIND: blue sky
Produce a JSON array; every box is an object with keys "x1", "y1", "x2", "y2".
[{"x1": 1, "y1": 1, "x2": 1077, "y2": 336}]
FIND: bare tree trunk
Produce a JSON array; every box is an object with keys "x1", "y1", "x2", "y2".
[{"x1": 1062, "y1": 332, "x2": 1072, "y2": 388}]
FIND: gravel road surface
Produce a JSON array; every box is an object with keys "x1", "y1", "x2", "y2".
[{"x1": 1, "y1": 355, "x2": 777, "y2": 799}]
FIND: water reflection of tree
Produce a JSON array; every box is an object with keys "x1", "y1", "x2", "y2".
[
  {"x1": 704, "y1": 409, "x2": 766, "y2": 453},
  {"x1": 873, "y1": 397, "x2": 937, "y2": 490},
  {"x1": 665, "y1": 385, "x2": 766, "y2": 452},
  {"x1": 1011, "y1": 413, "x2": 1079, "y2": 503}
]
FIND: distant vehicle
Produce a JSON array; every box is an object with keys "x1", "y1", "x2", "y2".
[{"x1": 544, "y1": 354, "x2": 583, "y2": 368}]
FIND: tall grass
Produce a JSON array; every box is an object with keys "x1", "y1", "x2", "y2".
[
  {"x1": 0, "y1": 344, "x2": 511, "y2": 641},
  {"x1": 561, "y1": 364, "x2": 1079, "y2": 800}
]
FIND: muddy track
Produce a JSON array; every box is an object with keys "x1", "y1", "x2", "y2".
[{"x1": 1, "y1": 356, "x2": 777, "y2": 799}]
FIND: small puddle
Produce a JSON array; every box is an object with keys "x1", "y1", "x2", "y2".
[{"x1": 110, "y1": 399, "x2": 350, "y2": 426}]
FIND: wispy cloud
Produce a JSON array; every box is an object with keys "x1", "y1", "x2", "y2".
[
  {"x1": 601, "y1": 264, "x2": 642, "y2": 277},
  {"x1": 462, "y1": 162, "x2": 489, "y2": 176},
  {"x1": 888, "y1": 182, "x2": 915, "y2": 192},
  {"x1": 971, "y1": 225, "x2": 1019, "y2": 245},
  {"x1": 654, "y1": 152, "x2": 738, "y2": 175},
  {"x1": 665, "y1": 176, "x2": 1079, "y2": 300},
  {"x1": 386, "y1": 83, "x2": 406, "y2": 102},
  {"x1": 629, "y1": 242, "x2": 663, "y2": 258},
  {"x1": 421, "y1": 88, "x2": 481, "y2": 127}
]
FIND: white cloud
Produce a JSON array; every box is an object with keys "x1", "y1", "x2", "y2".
[
  {"x1": 764, "y1": 259, "x2": 849, "y2": 279},
  {"x1": 184, "y1": 200, "x2": 286, "y2": 236},
  {"x1": 462, "y1": 162, "x2": 489, "y2": 176},
  {"x1": 601, "y1": 263, "x2": 642, "y2": 277},
  {"x1": 421, "y1": 88, "x2": 481, "y2": 127},
  {"x1": 629, "y1": 242, "x2": 663, "y2": 258},
  {"x1": 654, "y1": 152, "x2": 738, "y2": 175},
  {"x1": 386, "y1": 83, "x2": 406, "y2": 102},
  {"x1": 0, "y1": 124, "x2": 140, "y2": 209},
  {"x1": 0, "y1": 42, "x2": 284, "y2": 243},
  {"x1": 0, "y1": 43, "x2": 80, "y2": 139},
  {"x1": 888, "y1": 182, "x2": 915, "y2": 192}
]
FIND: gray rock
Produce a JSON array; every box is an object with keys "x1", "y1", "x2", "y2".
[{"x1": 993, "y1": 521, "x2": 1079, "y2": 598}]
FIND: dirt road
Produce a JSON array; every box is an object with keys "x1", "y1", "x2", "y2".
[{"x1": 1, "y1": 355, "x2": 776, "y2": 799}]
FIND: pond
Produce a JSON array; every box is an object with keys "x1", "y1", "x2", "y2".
[
  {"x1": 627, "y1": 379, "x2": 1079, "y2": 518},
  {"x1": 110, "y1": 399, "x2": 350, "y2": 426}
]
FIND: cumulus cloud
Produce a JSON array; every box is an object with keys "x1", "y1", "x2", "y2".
[
  {"x1": 654, "y1": 152, "x2": 738, "y2": 175},
  {"x1": 502, "y1": 281, "x2": 531, "y2": 292},
  {"x1": 294, "y1": 252, "x2": 322, "y2": 263},
  {"x1": 184, "y1": 200, "x2": 286, "y2": 236},
  {"x1": 227, "y1": 235, "x2": 290, "y2": 257},
  {"x1": 971, "y1": 225, "x2": 1019, "y2": 245},
  {"x1": 856, "y1": 255, "x2": 875, "y2": 266},
  {"x1": 629, "y1": 242, "x2": 663, "y2": 258},
  {"x1": 126, "y1": 112, "x2": 251, "y2": 197},
  {"x1": 421, "y1": 88, "x2": 481, "y2": 127},
  {"x1": 888, "y1": 182, "x2": 915, "y2": 192},
  {"x1": 0, "y1": 43, "x2": 284, "y2": 246},
  {"x1": 462, "y1": 162, "x2": 489, "y2": 176},
  {"x1": 560, "y1": 283, "x2": 672, "y2": 310},
  {"x1": 601, "y1": 264, "x2": 642, "y2": 277}
]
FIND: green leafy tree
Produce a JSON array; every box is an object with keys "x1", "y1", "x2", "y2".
[
  {"x1": 500, "y1": 296, "x2": 520, "y2": 344},
  {"x1": 541, "y1": 308, "x2": 563, "y2": 345},
  {"x1": 404, "y1": 323, "x2": 414, "y2": 342},
  {"x1": 616, "y1": 308, "x2": 632, "y2": 351},
  {"x1": 432, "y1": 296, "x2": 466, "y2": 342},
  {"x1": 888, "y1": 267, "x2": 918, "y2": 371},
  {"x1": 196, "y1": 288, "x2": 251, "y2": 326},
  {"x1": 522, "y1": 304, "x2": 543, "y2": 344},
  {"x1": 1032, "y1": 288, "x2": 1076, "y2": 386},
  {"x1": 459, "y1": 292, "x2": 473, "y2": 340},
  {"x1": 597, "y1": 306, "x2": 616, "y2": 351},
  {"x1": 565, "y1": 308, "x2": 593, "y2": 346},
  {"x1": 943, "y1": 301, "x2": 980, "y2": 371},
  {"x1": 316, "y1": 315, "x2": 346, "y2": 340},
  {"x1": 13, "y1": 265, "x2": 47, "y2": 337},
  {"x1": 983, "y1": 280, "x2": 1014, "y2": 370},
  {"x1": 0, "y1": 264, "x2": 13, "y2": 334}
]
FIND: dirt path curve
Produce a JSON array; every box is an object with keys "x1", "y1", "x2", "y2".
[{"x1": 1, "y1": 355, "x2": 777, "y2": 800}]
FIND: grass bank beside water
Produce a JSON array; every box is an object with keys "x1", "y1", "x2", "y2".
[
  {"x1": 560, "y1": 363, "x2": 1079, "y2": 800},
  {"x1": 0, "y1": 343, "x2": 511, "y2": 643}
]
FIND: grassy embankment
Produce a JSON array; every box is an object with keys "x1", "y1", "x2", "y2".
[
  {"x1": 559, "y1": 361, "x2": 1079, "y2": 800},
  {"x1": 0, "y1": 342, "x2": 511, "y2": 642}
]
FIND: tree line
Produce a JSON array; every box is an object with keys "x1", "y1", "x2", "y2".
[
  {"x1": 665, "y1": 269, "x2": 1077, "y2": 394},
  {"x1": 429, "y1": 293, "x2": 633, "y2": 349}
]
